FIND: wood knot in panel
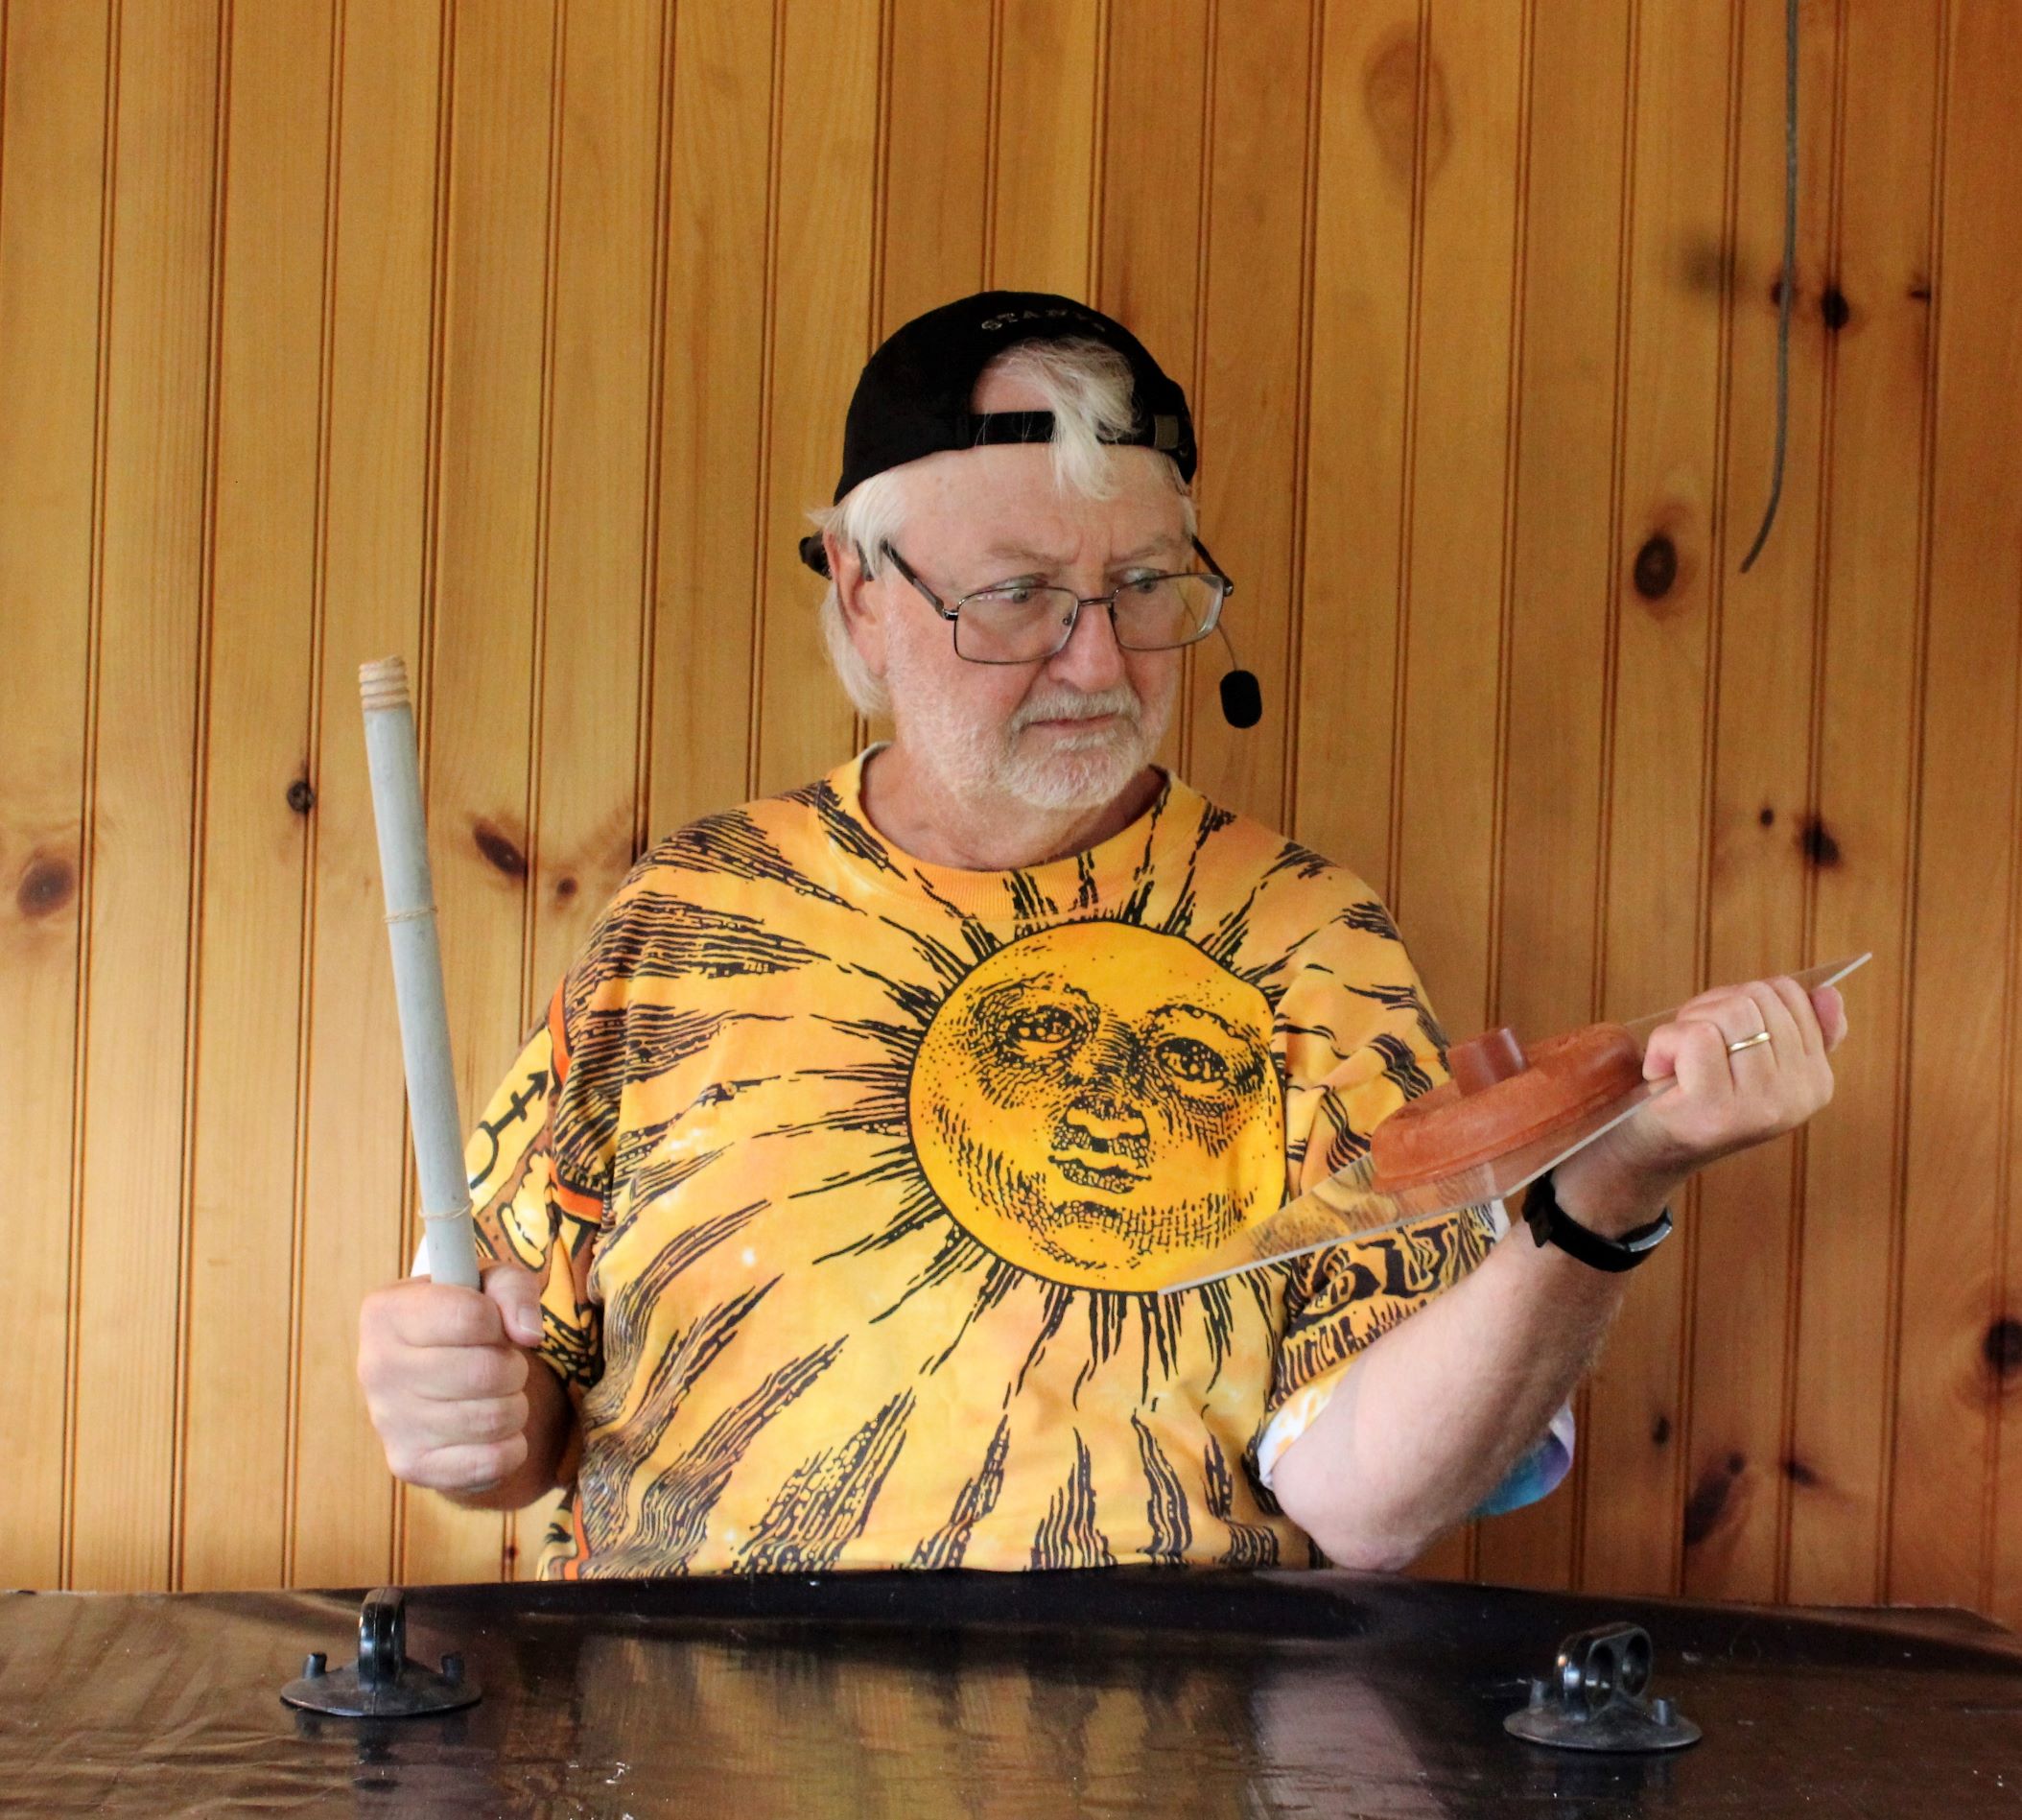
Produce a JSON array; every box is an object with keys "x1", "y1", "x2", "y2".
[
  {"x1": 1678, "y1": 233, "x2": 1729, "y2": 296},
  {"x1": 1986, "y1": 1317, "x2": 2022, "y2": 1383},
  {"x1": 472, "y1": 817, "x2": 529, "y2": 881},
  {"x1": 1798, "y1": 815, "x2": 1842, "y2": 868},
  {"x1": 286, "y1": 777, "x2": 316, "y2": 815},
  {"x1": 16, "y1": 852, "x2": 77, "y2": 919},
  {"x1": 1361, "y1": 25, "x2": 1448, "y2": 186},
  {"x1": 1681, "y1": 1450, "x2": 1746, "y2": 1548},
  {"x1": 1632, "y1": 533, "x2": 1679, "y2": 603}
]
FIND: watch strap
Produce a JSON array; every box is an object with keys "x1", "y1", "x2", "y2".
[{"x1": 1523, "y1": 1169, "x2": 1672, "y2": 1273}]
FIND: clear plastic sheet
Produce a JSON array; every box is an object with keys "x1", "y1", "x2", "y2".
[{"x1": 1157, "y1": 954, "x2": 1872, "y2": 1291}]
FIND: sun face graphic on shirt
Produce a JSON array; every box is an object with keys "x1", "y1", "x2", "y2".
[{"x1": 910, "y1": 922, "x2": 1283, "y2": 1291}]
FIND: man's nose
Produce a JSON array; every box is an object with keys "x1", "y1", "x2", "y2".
[{"x1": 1044, "y1": 590, "x2": 1129, "y2": 691}]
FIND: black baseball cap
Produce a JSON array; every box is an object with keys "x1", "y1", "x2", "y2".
[{"x1": 797, "y1": 290, "x2": 1197, "y2": 578}]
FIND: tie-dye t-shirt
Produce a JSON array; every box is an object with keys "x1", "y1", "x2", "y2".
[{"x1": 464, "y1": 751, "x2": 1508, "y2": 1578}]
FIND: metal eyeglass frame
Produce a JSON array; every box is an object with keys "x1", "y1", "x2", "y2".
[{"x1": 876, "y1": 535, "x2": 1236, "y2": 664}]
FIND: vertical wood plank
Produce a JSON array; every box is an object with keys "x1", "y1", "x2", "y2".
[
  {"x1": 989, "y1": 0, "x2": 1100, "y2": 296},
  {"x1": 1388, "y1": 0, "x2": 1523, "y2": 1040},
  {"x1": 1471, "y1": 0, "x2": 1630, "y2": 1593},
  {"x1": 181, "y1": 0, "x2": 333, "y2": 1592},
  {"x1": 1786, "y1": 0, "x2": 1940, "y2": 1609},
  {"x1": 1578, "y1": 0, "x2": 1735, "y2": 1600},
  {"x1": 750, "y1": 0, "x2": 882, "y2": 799},
  {"x1": 67, "y1": 0, "x2": 222, "y2": 1593},
  {"x1": 1681, "y1": 0, "x2": 1837, "y2": 1603},
  {"x1": 1183, "y1": 0, "x2": 1315, "y2": 832},
  {"x1": 1094, "y1": 0, "x2": 1205, "y2": 413},
  {"x1": 1095, "y1": 0, "x2": 1206, "y2": 782},
  {"x1": 858, "y1": 0, "x2": 979, "y2": 750},
  {"x1": 880, "y1": 0, "x2": 988, "y2": 327},
  {"x1": 0, "y1": 0, "x2": 112, "y2": 1592},
  {"x1": 2003, "y1": 650, "x2": 2022, "y2": 1626},
  {"x1": 292, "y1": 0, "x2": 444, "y2": 1593},
  {"x1": 646, "y1": 0, "x2": 774, "y2": 839},
  {"x1": 1290, "y1": 0, "x2": 1417, "y2": 899},
  {"x1": 507, "y1": 0, "x2": 663, "y2": 1580},
  {"x1": 400, "y1": 0, "x2": 556, "y2": 1588},
  {"x1": 1890, "y1": 0, "x2": 2021, "y2": 1613},
  {"x1": 1385, "y1": 0, "x2": 1528, "y2": 1583}
]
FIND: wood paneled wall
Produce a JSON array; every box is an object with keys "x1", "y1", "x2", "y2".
[{"x1": 4, "y1": 0, "x2": 2017, "y2": 1614}]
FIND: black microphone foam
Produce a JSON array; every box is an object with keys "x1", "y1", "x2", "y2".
[
  {"x1": 1211, "y1": 624, "x2": 1262, "y2": 728},
  {"x1": 1219, "y1": 667, "x2": 1262, "y2": 730}
]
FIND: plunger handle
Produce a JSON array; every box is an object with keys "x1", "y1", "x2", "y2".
[{"x1": 359, "y1": 657, "x2": 482, "y2": 1291}]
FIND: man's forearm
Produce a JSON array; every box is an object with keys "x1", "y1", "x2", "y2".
[
  {"x1": 444, "y1": 1354, "x2": 576, "y2": 1513},
  {"x1": 1271, "y1": 1169, "x2": 1678, "y2": 1570}
]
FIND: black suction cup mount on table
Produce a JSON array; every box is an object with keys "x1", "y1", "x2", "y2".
[
  {"x1": 279, "y1": 1586, "x2": 480, "y2": 1719},
  {"x1": 1504, "y1": 1621, "x2": 1701, "y2": 1752}
]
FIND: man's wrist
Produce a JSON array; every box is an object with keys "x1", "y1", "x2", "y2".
[
  {"x1": 1546, "y1": 1149, "x2": 1685, "y2": 1241},
  {"x1": 1524, "y1": 1170, "x2": 1671, "y2": 1272}
]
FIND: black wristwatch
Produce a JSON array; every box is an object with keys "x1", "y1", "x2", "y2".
[{"x1": 1522, "y1": 1168, "x2": 1672, "y2": 1272}]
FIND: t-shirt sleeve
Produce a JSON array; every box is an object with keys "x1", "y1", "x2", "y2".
[
  {"x1": 1254, "y1": 886, "x2": 1571, "y2": 1515},
  {"x1": 454, "y1": 857, "x2": 657, "y2": 1393},
  {"x1": 460, "y1": 982, "x2": 611, "y2": 1393}
]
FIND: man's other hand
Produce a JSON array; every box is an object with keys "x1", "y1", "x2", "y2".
[{"x1": 358, "y1": 1261, "x2": 547, "y2": 1497}]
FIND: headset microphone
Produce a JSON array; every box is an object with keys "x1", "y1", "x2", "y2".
[{"x1": 1215, "y1": 626, "x2": 1262, "y2": 729}]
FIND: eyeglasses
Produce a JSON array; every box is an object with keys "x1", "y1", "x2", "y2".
[{"x1": 878, "y1": 536, "x2": 1235, "y2": 665}]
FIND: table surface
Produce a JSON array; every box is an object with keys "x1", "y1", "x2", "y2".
[{"x1": 5, "y1": 1568, "x2": 2021, "y2": 1816}]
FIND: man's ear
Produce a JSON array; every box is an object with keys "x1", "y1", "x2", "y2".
[{"x1": 827, "y1": 532, "x2": 888, "y2": 677}]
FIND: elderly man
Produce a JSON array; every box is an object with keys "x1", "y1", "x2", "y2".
[{"x1": 358, "y1": 291, "x2": 1846, "y2": 1578}]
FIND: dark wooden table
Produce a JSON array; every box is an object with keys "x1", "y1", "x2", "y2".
[{"x1": 4, "y1": 1568, "x2": 2019, "y2": 1814}]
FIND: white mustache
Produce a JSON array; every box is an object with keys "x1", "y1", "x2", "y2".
[{"x1": 1013, "y1": 687, "x2": 1142, "y2": 731}]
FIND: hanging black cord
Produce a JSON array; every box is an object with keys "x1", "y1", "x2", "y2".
[{"x1": 1739, "y1": 0, "x2": 1799, "y2": 573}]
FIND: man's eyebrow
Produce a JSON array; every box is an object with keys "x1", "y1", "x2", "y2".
[{"x1": 977, "y1": 538, "x2": 1187, "y2": 568}]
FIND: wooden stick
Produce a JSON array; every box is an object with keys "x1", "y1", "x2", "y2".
[{"x1": 359, "y1": 656, "x2": 482, "y2": 1290}]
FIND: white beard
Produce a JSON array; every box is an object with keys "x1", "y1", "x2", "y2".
[{"x1": 882, "y1": 643, "x2": 1174, "y2": 816}]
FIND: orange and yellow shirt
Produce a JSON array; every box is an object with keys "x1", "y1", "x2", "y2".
[{"x1": 466, "y1": 752, "x2": 1510, "y2": 1578}]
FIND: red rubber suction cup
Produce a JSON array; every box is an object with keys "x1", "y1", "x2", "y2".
[{"x1": 1370, "y1": 1022, "x2": 1645, "y2": 1192}]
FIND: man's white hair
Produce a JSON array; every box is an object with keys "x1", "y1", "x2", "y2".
[{"x1": 810, "y1": 336, "x2": 1198, "y2": 717}]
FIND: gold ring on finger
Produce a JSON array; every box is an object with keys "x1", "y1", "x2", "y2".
[{"x1": 1726, "y1": 1029, "x2": 1773, "y2": 1055}]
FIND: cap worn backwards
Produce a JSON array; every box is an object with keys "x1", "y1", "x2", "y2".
[{"x1": 798, "y1": 290, "x2": 1197, "y2": 578}]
